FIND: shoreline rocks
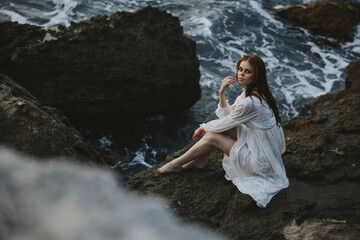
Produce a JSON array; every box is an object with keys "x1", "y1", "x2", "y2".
[
  {"x1": 276, "y1": 1, "x2": 360, "y2": 42},
  {"x1": 0, "y1": 6, "x2": 200, "y2": 125},
  {"x1": 284, "y1": 61, "x2": 360, "y2": 183},
  {"x1": 0, "y1": 74, "x2": 104, "y2": 164},
  {"x1": 127, "y1": 61, "x2": 360, "y2": 239}
]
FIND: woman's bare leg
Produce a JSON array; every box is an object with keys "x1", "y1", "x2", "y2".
[
  {"x1": 181, "y1": 155, "x2": 208, "y2": 170},
  {"x1": 157, "y1": 131, "x2": 236, "y2": 174},
  {"x1": 181, "y1": 127, "x2": 237, "y2": 170}
]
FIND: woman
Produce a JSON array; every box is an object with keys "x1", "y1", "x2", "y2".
[{"x1": 157, "y1": 55, "x2": 289, "y2": 208}]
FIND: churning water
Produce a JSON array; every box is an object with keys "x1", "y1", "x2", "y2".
[{"x1": 1, "y1": 0, "x2": 359, "y2": 176}]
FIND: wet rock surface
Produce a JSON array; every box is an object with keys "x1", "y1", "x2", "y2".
[
  {"x1": 276, "y1": 1, "x2": 360, "y2": 42},
  {"x1": 0, "y1": 6, "x2": 200, "y2": 125},
  {"x1": 127, "y1": 61, "x2": 360, "y2": 239},
  {"x1": 283, "y1": 219, "x2": 360, "y2": 240},
  {"x1": 285, "y1": 60, "x2": 360, "y2": 182},
  {"x1": 0, "y1": 74, "x2": 103, "y2": 164}
]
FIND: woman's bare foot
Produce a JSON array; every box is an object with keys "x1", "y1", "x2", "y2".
[
  {"x1": 157, "y1": 161, "x2": 182, "y2": 174},
  {"x1": 181, "y1": 158, "x2": 207, "y2": 170}
]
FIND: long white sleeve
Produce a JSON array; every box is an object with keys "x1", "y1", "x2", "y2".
[
  {"x1": 215, "y1": 101, "x2": 232, "y2": 119},
  {"x1": 202, "y1": 97, "x2": 257, "y2": 133}
]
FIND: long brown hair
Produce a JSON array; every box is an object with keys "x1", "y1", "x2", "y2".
[{"x1": 236, "y1": 55, "x2": 281, "y2": 126}]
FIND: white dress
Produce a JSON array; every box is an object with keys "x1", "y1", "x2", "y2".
[{"x1": 201, "y1": 92, "x2": 289, "y2": 208}]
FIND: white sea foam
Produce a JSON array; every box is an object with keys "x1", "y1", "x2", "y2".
[
  {"x1": 129, "y1": 150, "x2": 152, "y2": 168},
  {"x1": 308, "y1": 42, "x2": 349, "y2": 91},
  {"x1": 93, "y1": 1, "x2": 115, "y2": 12},
  {"x1": 249, "y1": 0, "x2": 284, "y2": 28},
  {"x1": 199, "y1": 66, "x2": 219, "y2": 89},
  {"x1": 351, "y1": 47, "x2": 360, "y2": 54},
  {"x1": 183, "y1": 15, "x2": 213, "y2": 37},
  {"x1": 98, "y1": 135, "x2": 113, "y2": 149},
  {"x1": 126, "y1": 135, "x2": 156, "y2": 168},
  {"x1": 0, "y1": 9, "x2": 30, "y2": 24},
  {"x1": 43, "y1": 0, "x2": 81, "y2": 27},
  {"x1": 151, "y1": 149, "x2": 157, "y2": 158},
  {"x1": 273, "y1": 5, "x2": 284, "y2": 10}
]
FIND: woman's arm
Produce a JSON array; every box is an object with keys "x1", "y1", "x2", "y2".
[
  {"x1": 219, "y1": 76, "x2": 236, "y2": 108},
  {"x1": 202, "y1": 97, "x2": 257, "y2": 133}
]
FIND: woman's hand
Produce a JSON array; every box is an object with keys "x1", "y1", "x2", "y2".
[
  {"x1": 192, "y1": 127, "x2": 205, "y2": 141},
  {"x1": 219, "y1": 76, "x2": 236, "y2": 108},
  {"x1": 219, "y1": 76, "x2": 236, "y2": 95}
]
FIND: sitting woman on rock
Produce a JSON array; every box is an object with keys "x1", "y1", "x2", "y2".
[{"x1": 157, "y1": 55, "x2": 289, "y2": 208}]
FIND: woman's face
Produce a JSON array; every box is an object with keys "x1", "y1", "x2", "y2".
[{"x1": 237, "y1": 60, "x2": 255, "y2": 87}]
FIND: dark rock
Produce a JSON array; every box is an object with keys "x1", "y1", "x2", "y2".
[
  {"x1": 283, "y1": 219, "x2": 360, "y2": 239},
  {"x1": 0, "y1": 74, "x2": 104, "y2": 164},
  {"x1": 345, "y1": 60, "x2": 360, "y2": 90},
  {"x1": 276, "y1": 1, "x2": 360, "y2": 42},
  {"x1": 128, "y1": 146, "x2": 289, "y2": 240},
  {"x1": 0, "y1": 6, "x2": 200, "y2": 125},
  {"x1": 127, "y1": 61, "x2": 360, "y2": 239},
  {"x1": 288, "y1": 61, "x2": 360, "y2": 181}
]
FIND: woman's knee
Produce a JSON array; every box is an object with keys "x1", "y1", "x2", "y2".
[
  {"x1": 203, "y1": 132, "x2": 223, "y2": 145},
  {"x1": 203, "y1": 131, "x2": 235, "y2": 155}
]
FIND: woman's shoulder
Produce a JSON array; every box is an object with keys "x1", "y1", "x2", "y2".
[
  {"x1": 242, "y1": 94, "x2": 260, "y2": 105},
  {"x1": 241, "y1": 95, "x2": 272, "y2": 114},
  {"x1": 235, "y1": 95, "x2": 257, "y2": 112},
  {"x1": 238, "y1": 91, "x2": 267, "y2": 108},
  {"x1": 244, "y1": 92, "x2": 269, "y2": 106},
  {"x1": 235, "y1": 91, "x2": 246, "y2": 101}
]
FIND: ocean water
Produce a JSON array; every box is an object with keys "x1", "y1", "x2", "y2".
[{"x1": 1, "y1": 0, "x2": 360, "y2": 177}]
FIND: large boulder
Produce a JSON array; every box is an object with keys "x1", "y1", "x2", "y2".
[
  {"x1": 0, "y1": 74, "x2": 103, "y2": 164},
  {"x1": 276, "y1": 1, "x2": 360, "y2": 42},
  {"x1": 127, "y1": 61, "x2": 360, "y2": 239},
  {"x1": 0, "y1": 6, "x2": 200, "y2": 124}
]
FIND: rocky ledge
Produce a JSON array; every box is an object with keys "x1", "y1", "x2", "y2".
[
  {"x1": 0, "y1": 74, "x2": 104, "y2": 164},
  {"x1": 0, "y1": 6, "x2": 200, "y2": 125},
  {"x1": 127, "y1": 61, "x2": 360, "y2": 240},
  {"x1": 276, "y1": 1, "x2": 360, "y2": 42}
]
